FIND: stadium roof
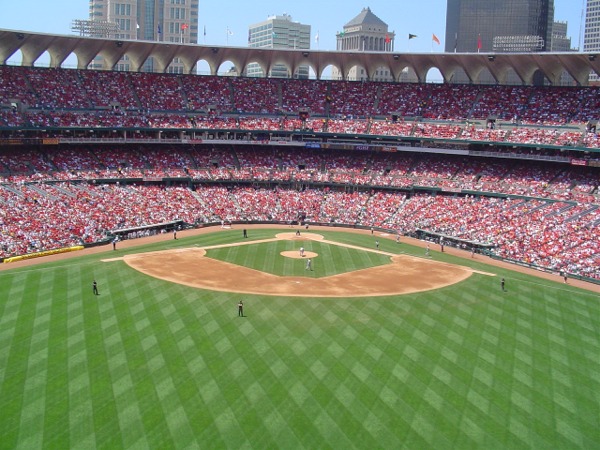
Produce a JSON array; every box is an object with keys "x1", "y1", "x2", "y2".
[{"x1": 1, "y1": 28, "x2": 599, "y2": 86}]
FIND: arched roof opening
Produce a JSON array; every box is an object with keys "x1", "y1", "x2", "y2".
[
  {"x1": 2, "y1": 29, "x2": 600, "y2": 87},
  {"x1": 425, "y1": 67, "x2": 443, "y2": 83},
  {"x1": 33, "y1": 50, "x2": 51, "y2": 67},
  {"x1": 216, "y1": 60, "x2": 239, "y2": 76}
]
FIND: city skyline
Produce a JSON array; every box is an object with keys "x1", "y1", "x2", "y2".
[{"x1": 0, "y1": 0, "x2": 585, "y2": 56}]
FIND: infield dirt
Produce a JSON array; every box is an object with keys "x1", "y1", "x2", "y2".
[{"x1": 120, "y1": 232, "x2": 476, "y2": 297}]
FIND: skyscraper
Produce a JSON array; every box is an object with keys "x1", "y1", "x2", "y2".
[
  {"x1": 551, "y1": 21, "x2": 577, "y2": 85},
  {"x1": 445, "y1": 0, "x2": 554, "y2": 54},
  {"x1": 247, "y1": 14, "x2": 311, "y2": 78},
  {"x1": 550, "y1": 21, "x2": 572, "y2": 51},
  {"x1": 87, "y1": 0, "x2": 199, "y2": 72},
  {"x1": 583, "y1": 0, "x2": 600, "y2": 83}
]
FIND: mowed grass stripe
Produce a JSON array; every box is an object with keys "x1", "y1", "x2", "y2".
[
  {"x1": 100, "y1": 272, "x2": 149, "y2": 449},
  {"x1": 17, "y1": 272, "x2": 54, "y2": 450},
  {"x1": 66, "y1": 272, "x2": 96, "y2": 450},
  {"x1": 42, "y1": 269, "x2": 71, "y2": 449},
  {"x1": 81, "y1": 282, "x2": 125, "y2": 449},
  {"x1": 144, "y1": 284, "x2": 235, "y2": 448},
  {"x1": 0, "y1": 272, "x2": 45, "y2": 449},
  {"x1": 0, "y1": 273, "x2": 29, "y2": 387},
  {"x1": 112, "y1": 269, "x2": 185, "y2": 449}
]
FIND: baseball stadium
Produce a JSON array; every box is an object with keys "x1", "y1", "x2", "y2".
[{"x1": 1, "y1": 27, "x2": 600, "y2": 449}]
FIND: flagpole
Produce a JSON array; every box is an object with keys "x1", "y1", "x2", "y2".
[{"x1": 407, "y1": 34, "x2": 416, "y2": 52}]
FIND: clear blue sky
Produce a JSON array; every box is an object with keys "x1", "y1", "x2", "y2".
[{"x1": 0, "y1": 0, "x2": 586, "y2": 54}]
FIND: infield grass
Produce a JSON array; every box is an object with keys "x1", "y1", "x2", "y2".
[
  {"x1": 0, "y1": 228, "x2": 598, "y2": 449},
  {"x1": 207, "y1": 238, "x2": 391, "y2": 277}
]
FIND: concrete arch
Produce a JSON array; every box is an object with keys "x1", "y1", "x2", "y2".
[
  {"x1": 318, "y1": 61, "x2": 343, "y2": 80},
  {"x1": 320, "y1": 64, "x2": 337, "y2": 81},
  {"x1": 2, "y1": 29, "x2": 599, "y2": 86},
  {"x1": 498, "y1": 67, "x2": 523, "y2": 85},
  {"x1": 474, "y1": 67, "x2": 496, "y2": 85},
  {"x1": 372, "y1": 65, "x2": 392, "y2": 82},
  {"x1": 215, "y1": 60, "x2": 239, "y2": 76},
  {"x1": 425, "y1": 68, "x2": 444, "y2": 83},
  {"x1": 2, "y1": 47, "x2": 23, "y2": 65},
  {"x1": 446, "y1": 67, "x2": 471, "y2": 84},
  {"x1": 33, "y1": 50, "x2": 51, "y2": 67},
  {"x1": 193, "y1": 59, "x2": 212, "y2": 76}
]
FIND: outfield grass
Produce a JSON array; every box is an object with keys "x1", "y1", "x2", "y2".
[{"x1": 0, "y1": 229, "x2": 598, "y2": 449}]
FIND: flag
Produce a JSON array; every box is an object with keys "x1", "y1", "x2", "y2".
[
  {"x1": 408, "y1": 34, "x2": 417, "y2": 40},
  {"x1": 477, "y1": 34, "x2": 482, "y2": 51},
  {"x1": 181, "y1": 23, "x2": 188, "y2": 30},
  {"x1": 315, "y1": 31, "x2": 319, "y2": 43},
  {"x1": 385, "y1": 34, "x2": 391, "y2": 44},
  {"x1": 157, "y1": 24, "x2": 162, "y2": 34},
  {"x1": 227, "y1": 28, "x2": 234, "y2": 36},
  {"x1": 203, "y1": 25, "x2": 206, "y2": 36},
  {"x1": 432, "y1": 33, "x2": 440, "y2": 45},
  {"x1": 136, "y1": 23, "x2": 140, "y2": 30}
]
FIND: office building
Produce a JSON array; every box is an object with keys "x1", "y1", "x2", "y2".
[
  {"x1": 550, "y1": 21, "x2": 572, "y2": 51},
  {"x1": 445, "y1": 0, "x2": 554, "y2": 84},
  {"x1": 550, "y1": 21, "x2": 577, "y2": 85},
  {"x1": 445, "y1": 0, "x2": 554, "y2": 53},
  {"x1": 86, "y1": 0, "x2": 199, "y2": 72},
  {"x1": 584, "y1": 0, "x2": 600, "y2": 83},
  {"x1": 333, "y1": 7, "x2": 396, "y2": 81},
  {"x1": 247, "y1": 14, "x2": 311, "y2": 78}
]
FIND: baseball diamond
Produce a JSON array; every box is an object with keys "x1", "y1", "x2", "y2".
[{"x1": 117, "y1": 233, "x2": 477, "y2": 297}]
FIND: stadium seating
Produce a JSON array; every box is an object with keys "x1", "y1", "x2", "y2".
[{"x1": 0, "y1": 65, "x2": 599, "y2": 280}]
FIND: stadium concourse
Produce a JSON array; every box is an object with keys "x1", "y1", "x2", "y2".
[{"x1": 0, "y1": 66, "x2": 599, "y2": 283}]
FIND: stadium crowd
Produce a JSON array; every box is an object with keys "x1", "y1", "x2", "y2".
[
  {"x1": 1, "y1": 65, "x2": 599, "y2": 280},
  {"x1": 1, "y1": 65, "x2": 600, "y2": 149},
  {"x1": 0, "y1": 145, "x2": 598, "y2": 281}
]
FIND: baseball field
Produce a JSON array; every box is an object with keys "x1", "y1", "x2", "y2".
[{"x1": 0, "y1": 225, "x2": 598, "y2": 449}]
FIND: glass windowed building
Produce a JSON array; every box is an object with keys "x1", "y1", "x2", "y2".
[
  {"x1": 584, "y1": 0, "x2": 600, "y2": 83},
  {"x1": 88, "y1": 0, "x2": 199, "y2": 73},
  {"x1": 445, "y1": 0, "x2": 554, "y2": 54}
]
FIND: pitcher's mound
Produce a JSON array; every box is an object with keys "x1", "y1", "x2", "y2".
[{"x1": 280, "y1": 251, "x2": 319, "y2": 259}]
